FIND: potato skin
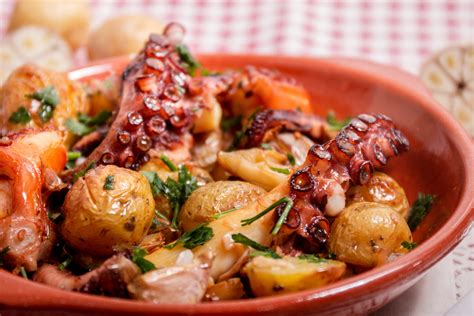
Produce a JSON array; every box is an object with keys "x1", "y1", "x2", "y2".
[
  {"x1": 8, "y1": 0, "x2": 90, "y2": 49},
  {"x1": 328, "y1": 202, "x2": 412, "y2": 268},
  {"x1": 179, "y1": 181, "x2": 266, "y2": 231},
  {"x1": 61, "y1": 165, "x2": 155, "y2": 256},
  {"x1": 243, "y1": 256, "x2": 346, "y2": 297},
  {"x1": 347, "y1": 172, "x2": 409, "y2": 218},
  {"x1": 0, "y1": 64, "x2": 89, "y2": 146}
]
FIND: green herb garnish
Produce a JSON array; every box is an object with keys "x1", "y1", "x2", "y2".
[
  {"x1": 401, "y1": 241, "x2": 417, "y2": 250},
  {"x1": 176, "y1": 44, "x2": 201, "y2": 76},
  {"x1": 165, "y1": 224, "x2": 214, "y2": 250},
  {"x1": 327, "y1": 252, "x2": 336, "y2": 260},
  {"x1": 326, "y1": 111, "x2": 351, "y2": 131},
  {"x1": 131, "y1": 247, "x2": 156, "y2": 273},
  {"x1": 298, "y1": 254, "x2": 327, "y2": 263},
  {"x1": 220, "y1": 116, "x2": 242, "y2": 132},
  {"x1": 26, "y1": 86, "x2": 60, "y2": 123},
  {"x1": 160, "y1": 154, "x2": 178, "y2": 171},
  {"x1": 103, "y1": 175, "x2": 114, "y2": 190},
  {"x1": 407, "y1": 193, "x2": 435, "y2": 230},
  {"x1": 142, "y1": 165, "x2": 198, "y2": 229},
  {"x1": 0, "y1": 246, "x2": 10, "y2": 265},
  {"x1": 231, "y1": 233, "x2": 281, "y2": 259},
  {"x1": 261, "y1": 143, "x2": 272, "y2": 150},
  {"x1": 241, "y1": 197, "x2": 293, "y2": 227},
  {"x1": 19, "y1": 266, "x2": 28, "y2": 279},
  {"x1": 66, "y1": 151, "x2": 81, "y2": 169},
  {"x1": 270, "y1": 166, "x2": 290, "y2": 175},
  {"x1": 286, "y1": 153, "x2": 296, "y2": 166},
  {"x1": 271, "y1": 198, "x2": 294, "y2": 235},
  {"x1": 211, "y1": 207, "x2": 239, "y2": 220},
  {"x1": 58, "y1": 256, "x2": 73, "y2": 271},
  {"x1": 66, "y1": 110, "x2": 112, "y2": 136},
  {"x1": 73, "y1": 162, "x2": 95, "y2": 183},
  {"x1": 8, "y1": 106, "x2": 31, "y2": 124}
]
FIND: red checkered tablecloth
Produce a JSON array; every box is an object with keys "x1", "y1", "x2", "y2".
[
  {"x1": 1, "y1": 0, "x2": 473, "y2": 74},
  {"x1": 0, "y1": 0, "x2": 473, "y2": 314}
]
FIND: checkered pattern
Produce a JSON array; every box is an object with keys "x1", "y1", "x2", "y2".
[{"x1": 1, "y1": 0, "x2": 473, "y2": 74}]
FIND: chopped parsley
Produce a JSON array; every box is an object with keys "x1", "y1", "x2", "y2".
[
  {"x1": 131, "y1": 247, "x2": 156, "y2": 273},
  {"x1": 176, "y1": 44, "x2": 201, "y2": 76},
  {"x1": 66, "y1": 151, "x2": 81, "y2": 169},
  {"x1": 142, "y1": 165, "x2": 198, "y2": 229},
  {"x1": 8, "y1": 106, "x2": 31, "y2": 124},
  {"x1": 0, "y1": 246, "x2": 10, "y2": 265},
  {"x1": 160, "y1": 154, "x2": 178, "y2": 172},
  {"x1": 19, "y1": 266, "x2": 28, "y2": 279},
  {"x1": 66, "y1": 110, "x2": 112, "y2": 136},
  {"x1": 58, "y1": 256, "x2": 73, "y2": 271},
  {"x1": 286, "y1": 153, "x2": 296, "y2": 166},
  {"x1": 270, "y1": 166, "x2": 290, "y2": 175},
  {"x1": 407, "y1": 193, "x2": 435, "y2": 230},
  {"x1": 103, "y1": 175, "x2": 114, "y2": 190},
  {"x1": 327, "y1": 252, "x2": 336, "y2": 260},
  {"x1": 211, "y1": 207, "x2": 240, "y2": 220},
  {"x1": 261, "y1": 143, "x2": 272, "y2": 150},
  {"x1": 73, "y1": 162, "x2": 95, "y2": 183},
  {"x1": 326, "y1": 111, "x2": 351, "y2": 131},
  {"x1": 165, "y1": 224, "x2": 214, "y2": 249},
  {"x1": 26, "y1": 86, "x2": 60, "y2": 123},
  {"x1": 271, "y1": 197, "x2": 294, "y2": 235},
  {"x1": 220, "y1": 116, "x2": 242, "y2": 132},
  {"x1": 401, "y1": 241, "x2": 417, "y2": 250},
  {"x1": 298, "y1": 254, "x2": 326, "y2": 263},
  {"x1": 241, "y1": 197, "x2": 293, "y2": 230},
  {"x1": 231, "y1": 233, "x2": 281, "y2": 259}
]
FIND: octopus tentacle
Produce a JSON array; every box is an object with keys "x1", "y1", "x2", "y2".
[
  {"x1": 242, "y1": 109, "x2": 326, "y2": 148},
  {"x1": 276, "y1": 113, "x2": 409, "y2": 252},
  {"x1": 0, "y1": 129, "x2": 66, "y2": 271}
]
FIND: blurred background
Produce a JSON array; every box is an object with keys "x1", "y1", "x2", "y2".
[{"x1": 0, "y1": 1, "x2": 472, "y2": 314}]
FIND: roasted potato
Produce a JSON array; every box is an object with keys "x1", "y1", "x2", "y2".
[
  {"x1": 0, "y1": 64, "x2": 89, "y2": 146},
  {"x1": 8, "y1": 0, "x2": 90, "y2": 50},
  {"x1": 193, "y1": 95, "x2": 222, "y2": 133},
  {"x1": 217, "y1": 148, "x2": 290, "y2": 191},
  {"x1": 179, "y1": 181, "x2": 266, "y2": 231},
  {"x1": 243, "y1": 256, "x2": 346, "y2": 297},
  {"x1": 328, "y1": 202, "x2": 412, "y2": 267},
  {"x1": 61, "y1": 165, "x2": 155, "y2": 256},
  {"x1": 88, "y1": 15, "x2": 163, "y2": 60},
  {"x1": 347, "y1": 172, "x2": 409, "y2": 218},
  {"x1": 204, "y1": 278, "x2": 245, "y2": 301}
]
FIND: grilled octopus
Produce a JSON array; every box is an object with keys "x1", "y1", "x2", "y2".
[
  {"x1": 0, "y1": 129, "x2": 67, "y2": 271},
  {"x1": 275, "y1": 113, "x2": 410, "y2": 253}
]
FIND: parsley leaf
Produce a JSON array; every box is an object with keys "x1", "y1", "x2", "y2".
[
  {"x1": 241, "y1": 197, "x2": 293, "y2": 228},
  {"x1": 142, "y1": 165, "x2": 198, "y2": 229},
  {"x1": 66, "y1": 111, "x2": 112, "y2": 136},
  {"x1": 261, "y1": 143, "x2": 272, "y2": 150},
  {"x1": 401, "y1": 241, "x2": 417, "y2": 250},
  {"x1": 327, "y1": 252, "x2": 336, "y2": 260},
  {"x1": 8, "y1": 106, "x2": 31, "y2": 124},
  {"x1": 298, "y1": 254, "x2": 327, "y2": 263},
  {"x1": 160, "y1": 154, "x2": 177, "y2": 171},
  {"x1": 26, "y1": 86, "x2": 60, "y2": 123},
  {"x1": 165, "y1": 224, "x2": 214, "y2": 249},
  {"x1": 66, "y1": 151, "x2": 81, "y2": 169},
  {"x1": 131, "y1": 247, "x2": 156, "y2": 273},
  {"x1": 407, "y1": 193, "x2": 435, "y2": 230},
  {"x1": 286, "y1": 153, "x2": 296, "y2": 166},
  {"x1": 103, "y1": 175, "x2": 114, "y2": 190},
  {"x1": 326, "y1": 111, "x2": 351, "y2": 131},
  {"x1": 73, "y1": 162, "x2": 95, "y2": 183},
  {"x1": 221, "y1": 116, "x2": 242, "y2": 132},
  {"x1": 58, "y1": 256, "x2": 73, "y2": 271},
  {"x1": 270, "y1": 166, "x2": 290, "y2": 175},
  {"x1": 176, "y1": 44, "x2": 201, "y2": 76},
  {"x1": 231, "y1": 233, "x2": 281, "y2": 259}
]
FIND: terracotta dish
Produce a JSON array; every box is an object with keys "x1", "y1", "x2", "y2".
[{"x1": 1, "y1": 55, "x2": 473, "y2": 315}]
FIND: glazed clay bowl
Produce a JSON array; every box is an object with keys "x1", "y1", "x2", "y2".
[{"x1": 1, "y1": 56, "x2": 473, "y2": 315}]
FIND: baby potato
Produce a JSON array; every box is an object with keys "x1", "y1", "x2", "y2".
[
  {"x1": 217, "y1": 148, "x2": 290, "y2": 191},
  {"x1": 179, "y1": 181, "x2": 266, "y2": 231},
  {"x1": 347, "y1": 172, "x2": 409, "y2": 218},
  {"x1": 328, "y1": 202, "x2": 412, "y2": 268},
  {"x1": 0, "y1": 64, "x2": 89, "y2": 146},
  {"x1": 61, "y1": 165, "x2": 155, "y2": 257},
  {"x1": 8, "y1": 0, "x2": 90, "y2": 50},
  {"x1": 243, "y1": 256, "x2": 346, "y2": 297}
]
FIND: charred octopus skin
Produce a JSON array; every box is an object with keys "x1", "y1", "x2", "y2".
[
  {"x1": 276, "y1": 114, "x2": 410, "y2": 252},
  {"x1": 78, "y1": 24, "x2": 193, "y2": 171}
]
